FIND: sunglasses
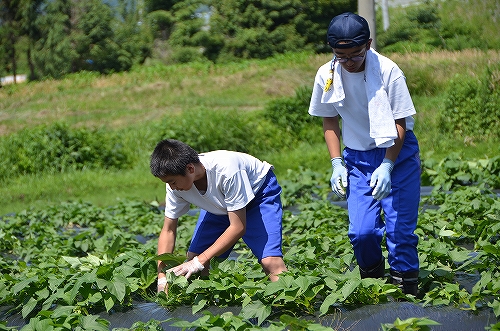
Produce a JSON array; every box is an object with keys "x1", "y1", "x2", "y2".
[{"x1": 334, "y1": 47, "x2": 367, "y2": 63}]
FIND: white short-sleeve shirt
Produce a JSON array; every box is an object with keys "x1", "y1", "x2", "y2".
[
  {"x1": 308, "y1": 50, "x2": 416, "y2": 151},
  {"x1": 164, "y1": 150, "x2": 273, "y2": 219}
]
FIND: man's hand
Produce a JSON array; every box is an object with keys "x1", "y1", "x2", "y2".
[
  {"x1": 370, "y1": 158, "x2": 394, "y2": 200},
  {"x1": 330, "y1": 157, "x2": 348, "y2": 199},
  {"x1": 167, "y1": 256, "x2": 205, "y2": 279}
]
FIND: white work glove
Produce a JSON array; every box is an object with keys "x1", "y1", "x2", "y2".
[
  {"x1": 157, "y1": 276, "x2": 167, "y2": 293},
  {"x1": 330, "y1": 157, "x2": 348, "y2": 199},
  {"x1": 370, "y1": 158, "x2": 394, "y2": 201},
  {"x1": 167, "y1": 256, "x2": 204, "y2": 279}
]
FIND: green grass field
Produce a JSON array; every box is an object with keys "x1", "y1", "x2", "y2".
[{"x1": 1, "y1": 50, "x2": 499, "y2": 216}]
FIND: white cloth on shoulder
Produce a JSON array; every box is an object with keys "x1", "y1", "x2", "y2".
[{"x1": 321, "y1": 49, "x2": 397, "y2": 148}]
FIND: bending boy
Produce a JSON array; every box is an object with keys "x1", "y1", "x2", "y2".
[{"x1": 150, "y1": 139, "x2": 287, "y2": 292}]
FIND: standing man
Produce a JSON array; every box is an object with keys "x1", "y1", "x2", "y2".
[{"x1": 308, "y1": 12, "x2": 420, "y2": 295}]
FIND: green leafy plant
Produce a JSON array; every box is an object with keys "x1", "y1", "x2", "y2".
[
  {"x1": 380, "y1": 317, "x2": 440, "y2": 331},
  {"x1": 1, "y1": 162, "x2": 499, "y2": 330},
  {"x1": 168, "y1": 311, "x2": 337, "y2": 331}
]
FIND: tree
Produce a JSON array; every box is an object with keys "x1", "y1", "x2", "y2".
[
  {"x1": 18, "y1": 0, "x2": 43, "y2": 80},
  {"x1": 205, "y1": 0, "x2": 356, "y2": 62},
  {"x1": 32, "y1": 0, "x2": 77, "y2": 78},
  {"x1": 144, "y1": 0, "x2": 177, "y2": 12},
  {"x1": 32, "y1": 0, "x2": 151, "y2": 78},
  {"x1": 143, "y1": 0, "x2": 209, "y2": 64},
  {"x1": 0, "y1": 0, "x2": 22, "y2": 82},
  {"x1": 72, "y1": 0, "x2": 118, "y2": 73}
]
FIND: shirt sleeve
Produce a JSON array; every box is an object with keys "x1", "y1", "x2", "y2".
[
  {"x1": 222, "y1": 170, "x2": 255, "y2": 211},
  {"x1": 164, "y1": 188, "x2": 191, "y2": 219},
  {"x1": 386, "y1": 70, "x2": 416, "y2": 119},
  {"x1": 308, "y1": 67, "x2": 339, "y2": 118}
]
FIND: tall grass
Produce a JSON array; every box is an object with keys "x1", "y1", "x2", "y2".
[{"x1": 0, "y1": 52, "x2": 319, "y2": 136}]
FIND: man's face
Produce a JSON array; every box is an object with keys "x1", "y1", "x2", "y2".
[{"x1": 332, "y1": 40, "x2": 371, "y2": 73}]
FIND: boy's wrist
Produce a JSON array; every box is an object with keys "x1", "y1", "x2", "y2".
[
  {"x1": 193, "y1": 256, "x2": 205, "y2": 271},
  {"x1": 331, "y1": 157, "x2": 344, "y2": 168},
  {"x1": 197, "y1": 252, "x2": 210, "y2": 264},
  {"x1": 381, "y1": 158, "x2": 395, "y2": 172}
]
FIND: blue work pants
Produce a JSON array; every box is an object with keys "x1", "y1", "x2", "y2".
[{"x1": 344, "y1": 131, "x2": 420, "y2": 273}]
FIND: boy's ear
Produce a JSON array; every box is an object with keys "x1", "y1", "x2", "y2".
[{"x1": 186, "y1": 163, "x2": 196, "y2": 174}]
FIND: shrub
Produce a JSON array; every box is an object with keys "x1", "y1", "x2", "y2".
[
  {"x1": 170, "y1": 46, "x2": 206, "y2": 64},
  {"x1": 439, "y1": 64, "x2": 500, "y2": 139},
  {"x1": 149, "y1": 107, "x2": 274, "y2": 154},
  {"x1": 0, "y1": 123, "x2": 132, "y2": 182},
  {"x1": 146, "y1": 96, "x2": 322, "y2": 158},
  {"x1": 263, "y1": 85, "x2": 322, "y2": 144}
]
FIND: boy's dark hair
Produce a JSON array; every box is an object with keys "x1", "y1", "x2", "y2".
[{"x1": 150, "y1": 139, "x2": 200, "y2": 177}]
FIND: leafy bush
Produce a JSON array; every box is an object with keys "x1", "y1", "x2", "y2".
[
  {"x1": 151, "y1": 85, "x2": 327, "y2": 158},
  {"x1": 170, "y1": 47, "x2": 205, "y2": 64},
  {"x1": 146, "y1": 10, "x2": 175, "y2": 40},
  {"x1": 378, "y1": 0, "x2": 500, "y2": 53},
  {"x1": 263, "y1": 85, "x2": 322, "y2": 144},
  {"x1": 421, "y1": 153, "x2": 500, "y2": 190},
  {"x1": 0, "y1": 123, "x2": 132, "y2": 182},
  {"x1": 377, "y1": 2, "x2": 443, "y2": 53},
  {"x1": 148, "y1": 107, "x2": 287, "y2": 156},
  {"x1": 439, "y1": 64, "x2": 500, "y2": 139},
  {"x1": 149, "y1": 108, "x2": 252, "y2": 154}
]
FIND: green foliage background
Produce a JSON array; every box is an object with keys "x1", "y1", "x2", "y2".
[
  {"x1": 376, "y1": 0, "x2": 500, "y2": 53},
  {"x1": 439, "y1": 65, "x2": 500, "y2": 139},
  {"x1": 0, "y1": 123, "x2": 132, "y2": 182},
  {"x1": 2, "y1": 0, "x2": 500, "y2": 79}
]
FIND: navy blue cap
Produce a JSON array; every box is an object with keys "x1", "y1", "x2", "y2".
[{"x1": 327, "y1": 12, "x2": 370, "y2": 49}]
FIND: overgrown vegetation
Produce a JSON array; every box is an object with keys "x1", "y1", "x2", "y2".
[
  {"x1": 376, "y1": 0, "x2": 500, "y2": 53},
  {"x1": 439, "y1": 64, "x2": 500, "y2": 139}
]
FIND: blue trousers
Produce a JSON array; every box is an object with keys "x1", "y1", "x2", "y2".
[
  {"x1": 188, "y1": 170, "x2": 284, "y2": 262},
  {"x1": 344, "y1": 131, "x2": 420, "y2": 273}
]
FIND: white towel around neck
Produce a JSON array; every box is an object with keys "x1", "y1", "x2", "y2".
[{"x1": 323, "y1": 49, "x2": 397, "y2": 148}]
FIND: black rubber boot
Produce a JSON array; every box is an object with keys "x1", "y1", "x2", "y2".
[
  {"x1": 390, "y1": 269, "x2": 419, "y2": 296},
  {"x1": 359, "y1": 258, "x2": 385, "y2": 279}
]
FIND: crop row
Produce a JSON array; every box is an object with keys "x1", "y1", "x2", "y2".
[{"x1": 1, "y1": 164, "x2": 499, "y2": 330}]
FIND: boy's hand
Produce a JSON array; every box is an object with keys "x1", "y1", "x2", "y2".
[
  {"x1": 370, "y1": 158, "x2": 394, "y2": 200},
  {"x1": 167, "y1": 256, "x2": 204, "y2": 279},
  {"x1": 330, "y1": 157, "x2": 348, "y2": 199}
]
